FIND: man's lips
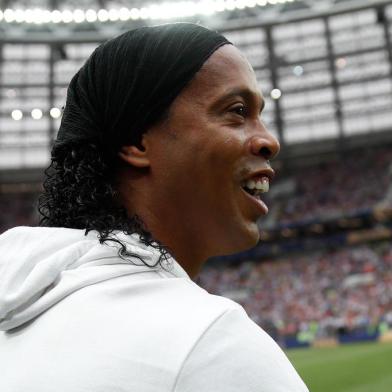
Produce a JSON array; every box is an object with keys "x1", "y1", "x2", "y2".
[
  {"x1": 242, "y1": 167, "x2": 275, "y2": 183},
  {"x1": 240, "y1": 186, "x2": 269, "y2": 215},
  {"x1": 238, "y1": 166, "x2": 274, "y2": 216}
]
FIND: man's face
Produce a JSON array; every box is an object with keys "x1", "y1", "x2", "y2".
[{"x1": 143, "y1": 44, "x2": 280, "y2": 257}]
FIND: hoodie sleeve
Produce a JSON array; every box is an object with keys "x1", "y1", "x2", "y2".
[{"x1": 173, "y1": 306, "x2": 309, "y2": 392}]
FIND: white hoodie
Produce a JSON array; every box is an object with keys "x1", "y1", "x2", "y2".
[{"x1": 0, "y1": 226, "x2": 308, "y2": 392}]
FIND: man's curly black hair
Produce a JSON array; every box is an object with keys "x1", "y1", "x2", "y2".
[
  {"x1": 37, "y1": 23, "x2": 230, "y2": 268},
  {"x1": 38, "y1": 141, "x2": 171, "y2": 267}
]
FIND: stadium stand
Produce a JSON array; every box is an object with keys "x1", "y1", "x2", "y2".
[
  {"x1": 266, "y1": 147, "x2": 392, "y2": 226},
  {"x1": 198, "y1": 242, "x2": 392, "y2": 345},
  {"x1": 0, "y1": 0, "x2": 392, "y2": 353}
]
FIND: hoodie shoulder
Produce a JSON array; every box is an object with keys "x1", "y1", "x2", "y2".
[
  {"x1": 0, "y1": 227, "x2": 103, "y2": 331},
  {"x1": 174, "y1": 306, "x2": 309, "y2": 392}
]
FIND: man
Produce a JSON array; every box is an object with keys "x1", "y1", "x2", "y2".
[{"x1": 0, "y1": 23, "x2": 308, "y2": 391}]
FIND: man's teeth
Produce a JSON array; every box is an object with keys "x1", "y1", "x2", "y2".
[{"x1": 244, "y1": 177, "x2": 269, "y2": 194}]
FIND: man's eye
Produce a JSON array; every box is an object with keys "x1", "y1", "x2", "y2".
[{"x1": 230, "y1": 105, "x2": 246, "y2": 117}]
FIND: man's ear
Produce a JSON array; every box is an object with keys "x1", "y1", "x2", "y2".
[{"x1": 118, "y1": 137, "x2": 150, "y2": 168}]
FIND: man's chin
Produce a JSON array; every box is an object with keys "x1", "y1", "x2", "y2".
[
  {"x1": 225, "y1": 222, "x2": 260, "y2": 255},
  {"x1": 241, "y1": 225, "x2": 260, "y2": 250}
]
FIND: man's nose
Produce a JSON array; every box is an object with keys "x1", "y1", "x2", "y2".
[{"x1": 249, "y1": 130, "x2": 280, "y2": 161}]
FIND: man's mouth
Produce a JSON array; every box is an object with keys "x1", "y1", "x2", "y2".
[
  {"x1": 240, "y1": 175, "x2": 271, "y2": 215},
  {"x1": 241, "y1": 176, "x2": 270, "y2": 197}
]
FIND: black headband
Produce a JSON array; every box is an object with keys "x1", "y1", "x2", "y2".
[{"x1": 55, "y1": 23, "x2": 231, "y2": 154}]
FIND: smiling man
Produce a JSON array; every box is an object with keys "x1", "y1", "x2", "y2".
[
  {"x1": 117, "y1": 43, "x2": 278, "y2": 278},
  {"x1": 0, "y1": 23, "x2": 308, "y2": 392}
]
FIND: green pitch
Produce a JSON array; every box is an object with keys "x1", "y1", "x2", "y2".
[{"x1": 286, "y1": 342, "x2": 392, "y2": 392}]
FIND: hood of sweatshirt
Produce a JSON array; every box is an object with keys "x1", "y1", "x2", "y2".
[{"x1": 0, "y1": 226, "x2": 190, "y2": 331}]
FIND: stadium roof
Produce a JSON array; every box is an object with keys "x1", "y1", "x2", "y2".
[{"x1": 0, "y1": 0, "x2": 391, "y2": 170}]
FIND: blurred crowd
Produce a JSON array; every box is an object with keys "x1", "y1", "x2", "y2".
[
  {"x1": 198, "y1": 243, "x2": 392, "y2": 341},
  {"x1": 0, "y1": 191, "x2": 39, "y2": 233},
  {"x1": 269, "y1": 148, "x2": 392, "y2": 225}
]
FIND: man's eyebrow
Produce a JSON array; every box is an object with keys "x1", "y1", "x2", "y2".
[{"x1": 213, "y1": 87, "x2": 265, "y2": 113}]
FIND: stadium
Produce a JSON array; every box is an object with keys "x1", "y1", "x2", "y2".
[{"x1": 0, "y1": 0, "x2": 391, "y2": 391}]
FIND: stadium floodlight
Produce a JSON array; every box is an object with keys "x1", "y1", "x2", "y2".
[
  {"x1": 225, "y1": 0, "x2": 236, "y2": 10},
  {"x1": 129, "y1": 8, "x2": 140, "y2": 20},
  {"x1": 33, "y1": 9, "x2": 44, "y2": 24},
  {"x1": 27, "y1": 9, "x2": 44, "y2": 24},
  {"x1": 50, "y1": 107, "x2": 61, "y2": 119},
  {"x1": 293, "y1": 65, "x2": 304, "y2": 76},
  {"x1": 197, "y1": 1, "x2": 215, "y2": 16},
  {"x1": 6, "y1": 89, "x2": 16, "y2": 98},
  {"x1": 73, "y1": 9, "x2": 85, "y2": 23},
  {"x1": 119, "y1": 7, "x2": 130, "y2": 21},
  {"x1": 140, "y1": 7, "x2": 149, "y2": 19},
  {"x1": 62, "y1": 10, "x2": 73, "y2": 23},
  {"x1": 236, "y1": 0, "x2": 247, "y2": 10},
  {"x1": 0, "y1": 0, "x2": 298, "y2": 24},
  {"x1": 24, "y1": 9, "x2": 34, "y2": 23},
  {"x1": 14, "y1": 9, "x2": 24, "y2": 23},
  {"x1": 97, "y1": 9, "x2": 109, "y2": 22},
  {"x1": 147, "y1": 5, "x2": 161, "y2": 19},
  {"x1": 335, "y1": 57, "x2": 347, "y2": 69},
  {"x1": 42, "y1": 10, "x2": 52, "y2": 24},
  {"x1": 11, "y1": 110, "x2": 23, "y2": 121},
  {"x1": 31, "y1": 109, "x2": 43, "y2": 120},
  {"x1": 108, "y1": 9, "x2": 120, "y2": 21},
  {"x1": 85, "y1": 9, "x2": 97, "y2": 22},
  {"x1": 190, "y1": 1, "x2": 201, "y2": 17},
  {"x1": 51, "y1": 10, "x2": 62, "y2": 23},
  {"x1": 159, "y1": 2, "x2": 196, "y2": 19},
  {"x1": 270, "y1": 88, "x2": 282, "y2": 100},
  {"x1": 4, "y1": 9, "x2": 15, "y2": 23},
  {"x1": 245, "y1": 0, "x2": 257, "y2": 7},
  {"x1": 214, "y1": 0, "x2": 226, "y2": 12}
]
